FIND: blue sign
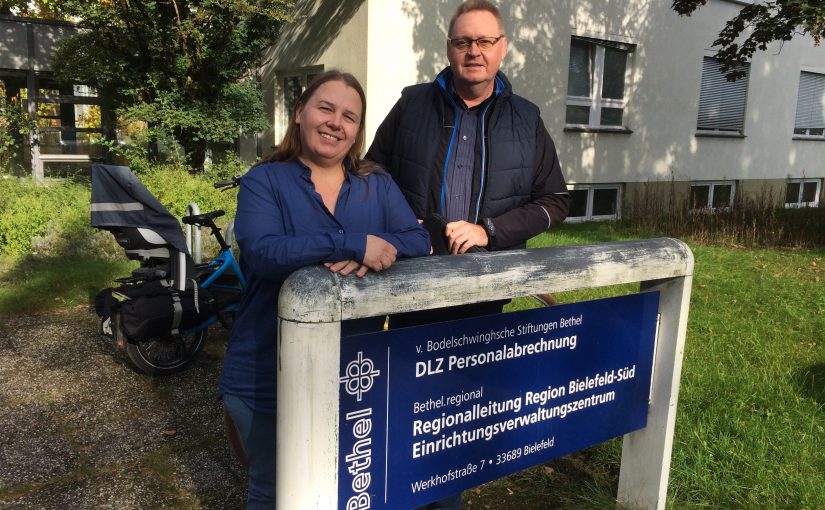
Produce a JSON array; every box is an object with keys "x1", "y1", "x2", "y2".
[{"x1": 338, "y1": 292, "x2": 660, "y2": 510}]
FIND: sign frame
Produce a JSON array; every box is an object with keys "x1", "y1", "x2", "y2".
[
  {"x1": 277, "y1": 239, "x2": 693, "y2": 510},
  {"x1": 338, "y1": 292, "x2": 661, "y2": 509}
]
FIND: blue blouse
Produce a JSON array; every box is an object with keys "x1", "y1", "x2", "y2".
[{"x1": 218, "y1": 159, "x2": 430, "y2": 413}]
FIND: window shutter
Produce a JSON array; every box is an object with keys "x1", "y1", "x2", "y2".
[
  {"x1": 794, "y1": 71, "x2": 825, "y2": 130},
  {"x1": 697, "y1": 57, "x2": 749, "y2": 132}
]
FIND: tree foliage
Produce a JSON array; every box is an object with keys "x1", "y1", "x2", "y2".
[
  {"x1": 0, "y1": 87, "x2": 35, "y2": 172},
  {"x1": 47, "y1": 0, "x2": 295, "y2": 169},
  {"x1": 672, "y1": 0, "x2": 825, "y2": 80},
  {"x1": 0, "y1": 0, "x2": 70, "y2": 18}
]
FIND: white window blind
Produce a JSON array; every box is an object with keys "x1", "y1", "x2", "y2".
[
  {"x1": 697, "y1": 57, "x2": 750, "y2": 133},
  {"x1": 794, "y1": 71, "x2": 825, "y2": 133}
]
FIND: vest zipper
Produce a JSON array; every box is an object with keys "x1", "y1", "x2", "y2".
[
  {"x1": 439, "y1": 105, "x2": 460, "y2": 217},
  {"x1": 473, "y1": 101, "x2": 493, "y2": 223}
]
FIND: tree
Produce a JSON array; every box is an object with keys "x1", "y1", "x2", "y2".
[
  {"x1": 0, "y1": 0, "x2": 69, "y2": 18},
  {"x1": 0, "y1": 88, "x2": 35, "y2": 172},
  {"x1": 49, "y1": 0, "x2": 295, "y2": 170},
  {"x1": 672, "y1": 0, "x2": 825, "y2": 80}
]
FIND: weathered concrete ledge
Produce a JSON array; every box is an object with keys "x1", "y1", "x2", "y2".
[{"x1": 279, "y1": 237, "x2": 694, "y2": 323}]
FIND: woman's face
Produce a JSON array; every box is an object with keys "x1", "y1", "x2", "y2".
[{"x1": 295, "y1": 80, "x2": 363, "y2": 169}]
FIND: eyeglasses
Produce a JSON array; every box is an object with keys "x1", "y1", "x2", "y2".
[{"x1": 447, "y1": 35, "x2": 506, "y2": 52}]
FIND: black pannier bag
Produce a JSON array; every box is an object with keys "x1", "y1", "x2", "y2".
[{"x1": 95, "y1": 280, "x2": 216, "y2": 343}]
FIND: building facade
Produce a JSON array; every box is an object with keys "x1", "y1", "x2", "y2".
[
  {"x1": 261, "y1": 0, "x2": 825, "y2": 219},
  {"x1": 0, "y1": 15, "x2": 106, "y2": 181}
]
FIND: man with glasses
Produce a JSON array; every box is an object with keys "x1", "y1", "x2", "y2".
[
  {"x1": 368, "y1": 0, "x2": 569, "y2": 261},
  {"x1": 367, "y1": 1, "x2": 570, "y2": 507}
]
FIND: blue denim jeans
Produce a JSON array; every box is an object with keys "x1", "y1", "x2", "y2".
[
  {"x1": 223, "y1": 393, "x2": 277, "y2": 510},
  {"x1": 224, "y1": 391, "x2": 462, "y2": 510}
]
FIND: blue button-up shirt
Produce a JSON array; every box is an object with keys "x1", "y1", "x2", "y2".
[
  {"x1": 219, "y1": 159, "x2": 430, "y2": 412},
  {"x1": 444, "y1": 105, "x2": 478, "y2": 222}
]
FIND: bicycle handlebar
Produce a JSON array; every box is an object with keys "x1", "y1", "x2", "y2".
[{"x1": 214, "y1": 175, "x2": 242, "y2": 191}]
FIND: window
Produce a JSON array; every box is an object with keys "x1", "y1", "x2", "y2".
[
  {"x1": 275, "y1": 67, "x2": 323, "y2": 142},
  {"x1": 36, "y1": 87, "x2": 102, "y2": 151},
  {"x1": 690, "y1": 181, "x2": 735, "y2": 211},
  {"x1": 793, "y1": 71, "x2": 825, "y2": 138},
  {"x1": 696, "y1": 57, "x2": 750, "y2": 134},
  {"x1": 566, "y1": 37, "x2": 633, "y2": 129},
  {"x1": 565, "y1": 184, "x2": 622, "y2": 222},
  {"x1": 785, "y1": 179, "x2": 821, "y2": 208},
  {"x1": 31, "y1": 79, "x2": 104, "y2": 159}
]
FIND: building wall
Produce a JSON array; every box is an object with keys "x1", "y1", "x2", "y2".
[
  {"x1": 264, "y1": 0, "x2": 825, "y2": 213},
  {"x1": 0, "y1": 16, "x2": 99, "y2": 180},
  {"x1": 546, "y1": 0, "x2": 824, "y2": 213},
  {"x1": 364, "y1": 1, "x2": 423, "y2": 145},
  {"x1": 0, "y1": 16, "x2": 78, "y2": 72},
  {"x1": 259, "y1": 0, "x2": 369, "y2": 154},
  {"x1": 736, "y1": 179, "x2": 788, "y2": 205},
  {"x1": 0, "y1": 20, "x2": 30, "y2": 70},
  {"x1": 624, "y1": 179, "x2": 787, "y2": 209}
]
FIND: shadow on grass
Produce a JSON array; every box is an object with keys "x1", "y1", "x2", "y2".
[
  {"x1": 0, "y1": 254, "x2": 136, "y2": 317},
  {"x1": 797, "y1": 363, "x2": 825, "y2": 407},
  {"x1": 464, "y1": 447, "x2": 624, "y2": 510}
]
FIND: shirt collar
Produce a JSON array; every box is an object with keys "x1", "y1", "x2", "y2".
[
  {"x1": 442, "y1": 71, "x2": 499, "y2": 111},
  {"x1": 295, "y1": 157, "x2": 353, "y2": 184}
]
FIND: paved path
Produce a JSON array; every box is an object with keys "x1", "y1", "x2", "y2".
[{"x1": 0, "y1": 308, "x2": 246, "y2": 509}]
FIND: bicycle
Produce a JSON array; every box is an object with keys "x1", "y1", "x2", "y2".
[{"x1": 91, "y1": 164, "x2": 245, "y2": 375}]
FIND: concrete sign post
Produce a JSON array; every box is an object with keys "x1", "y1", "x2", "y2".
[{"x1": 277, "y1": 238, "x2": 693, "y2": 510}]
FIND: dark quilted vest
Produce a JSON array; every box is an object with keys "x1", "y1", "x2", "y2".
[{"x1": 387, "y1": 79, "x2": 538, "y2": 222}]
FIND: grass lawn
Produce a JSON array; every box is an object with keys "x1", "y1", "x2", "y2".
[
  {"x1": 465, "y1": 223, "x2": 825, "y2": 509},
  {"x1": 0, "y1": 254, "x2": 136, "y2": 317},
  {"x1": 1, "y1": 223, "x2": 823, "y2": 509}
]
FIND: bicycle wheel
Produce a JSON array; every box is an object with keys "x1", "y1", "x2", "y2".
[{"x1": 125, "y1": 329, "x2": 207, "y2": 375}]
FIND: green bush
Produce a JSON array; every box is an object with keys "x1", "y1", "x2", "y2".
[
  {"x1": 0, "y1": 166, "x2": 243, "y2": 258},
  {"x1": 0, "y1": 92, "x2": 34, "y2": 172},
  {"x1": 138, "y1": 163, "x2": 242, "y2": 219},
  {"x1": 0, "y1": 177, "x2": 90, "y2": 256},
  {"x1": 621, "y1": 180, "x2": 825, "y2": 248}
]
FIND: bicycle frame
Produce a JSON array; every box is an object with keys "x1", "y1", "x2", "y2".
[
  {"x1": 91, "y1": 164, "x2": 247, "y2": 375},
  {"x1": 181, "y1": 246, "x2": 247, "y2": 334},
  {"x1": 201, "y1": 248, "x2": 247, "y2": 290}
]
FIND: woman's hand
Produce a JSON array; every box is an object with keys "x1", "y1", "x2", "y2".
[
  {"x1": 325, "y1": 260, "x2": 369, "y2": 278},
  {"x1": 325, "y1": 236, "x2": 397, "y2": 277},
  {"x1": 363, "y1": 234, "x2": 397, "y2": 271}
]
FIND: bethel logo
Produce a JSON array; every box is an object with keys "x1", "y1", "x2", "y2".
[
  {"x1": 340, "y1": 351, "x2": 380, "y2": 402},
  {"x1": 340, "y1": 351, "x2": 379, "y2": 509}
]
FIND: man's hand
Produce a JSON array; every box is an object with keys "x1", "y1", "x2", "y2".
[
  {"x1": 445, "y1": 220, "x2": 489, "y2": 254},
  {"x1": 362, "y1": 234, "x2": 397, "y2": 271},
  {"x1": 325, "y1": 260, "x2": 369, "y2": 278}
]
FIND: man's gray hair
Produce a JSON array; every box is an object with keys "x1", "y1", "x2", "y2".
[{"x1": 448, "y1": 0, "x2": 505, "y2": 37}]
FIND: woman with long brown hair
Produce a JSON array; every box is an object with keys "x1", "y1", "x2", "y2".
[{"x1": 219, "y1": 70, "x2": 429, "y2": 508}]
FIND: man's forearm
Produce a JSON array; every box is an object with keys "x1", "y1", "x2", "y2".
[{"x1": 485, "y1": 193, "x2": 569, "y2": 249}]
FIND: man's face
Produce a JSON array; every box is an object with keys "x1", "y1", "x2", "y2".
[{"x1": 447, "y1": 10, "x2": 507, "y2": 94}]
